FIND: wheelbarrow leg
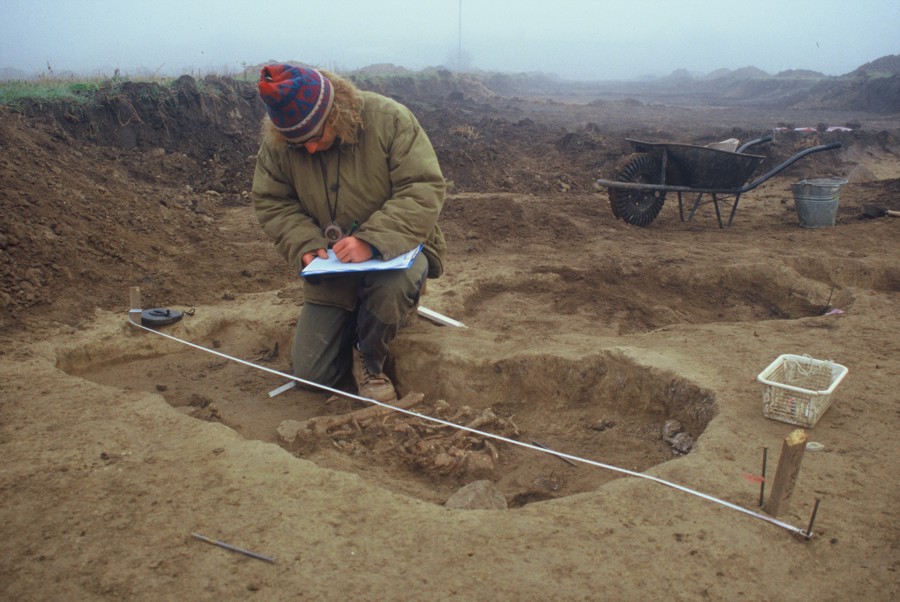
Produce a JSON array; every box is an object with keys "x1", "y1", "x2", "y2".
[
  {"x1": 687, "y1": 193, "x2": 704, "y2": 221},
  {"x1": 725, "y1": 193, "x2": 743, "y2": 228},
  {"x1": 712, "y1": 194, "x2": 724, "y2": 228},
  {"x1": 677, "y1": 192, "x2": 685, "y2": 221}
]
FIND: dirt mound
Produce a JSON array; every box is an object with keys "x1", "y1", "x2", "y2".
[
  {"x1": 0, "y1": 77, "x2": 279, "y2": 331},
  {"x1": 352, "y1": 69, "x2": 499, "y2": 103},
  {"x1": 797, "y1": 74, "x2": 900, "y2": 113},
  {"x1": 847, "y1": 53, "x2": 900, "y2": 77}
]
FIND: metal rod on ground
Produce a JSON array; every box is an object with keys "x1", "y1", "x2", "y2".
[
  {"x1": 191, "y1": 532, "x2": 276, "y2": 564},
  {"x1": 531, "y1": 440, "x2": 579, "y2": 467},
  {"x1": 759, "y1": 447, "x2": 768, "y2": 507},
  {"x1": 268, "y1": 381, "x2": 297, "y2": 397},
  {"x1": 417, "y1": 306, "x2": 466, "y2": 328},
  {"x1": 803, "y1": 498, "x2": 821, "y2": 541}
]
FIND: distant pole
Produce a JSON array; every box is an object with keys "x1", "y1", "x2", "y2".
[{"x1": 458, "y1": 0, "x2": 462, "y2": 70}]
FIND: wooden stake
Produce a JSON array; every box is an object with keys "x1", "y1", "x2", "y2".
[{"x1": 765, "y1": 429, "x2": 808, "y2": 517}]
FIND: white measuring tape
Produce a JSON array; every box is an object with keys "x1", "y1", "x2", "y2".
[{"x1": 128, "y1": 310, "x2": 810, "y2": 538}]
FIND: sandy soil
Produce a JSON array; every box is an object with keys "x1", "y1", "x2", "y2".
[{"x1": 0, "y1": 77, "x2": 898, "y2": 600}]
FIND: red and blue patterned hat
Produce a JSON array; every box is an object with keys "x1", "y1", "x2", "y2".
[{"x1": 258, "y1": 64, "x2": 334, "y2": 143}]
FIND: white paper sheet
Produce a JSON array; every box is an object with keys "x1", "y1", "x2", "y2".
[{"x1": 301, "y1": 245, "x2": 422, "y2": 277}]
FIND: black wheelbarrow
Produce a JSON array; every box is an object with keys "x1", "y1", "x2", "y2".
[{"x1": 595, "y1": 135, "x2": 842, "y2": 228}]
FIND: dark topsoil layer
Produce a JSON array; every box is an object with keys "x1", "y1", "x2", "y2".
[{"x1": 0, "y1": 73, "x2": 898, "y2": 336}]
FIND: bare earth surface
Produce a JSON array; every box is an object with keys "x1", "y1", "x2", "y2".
[{"x1": 0, "y1": 77, "x2": 898, "y2": 600}]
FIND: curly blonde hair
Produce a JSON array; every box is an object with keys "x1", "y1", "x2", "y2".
[
  {"x1": 261, "y1": 69, "x2": 364, "y2": 147},
  {"x1": 320, "y1": 69, "x2": 364, "y2": 144}
]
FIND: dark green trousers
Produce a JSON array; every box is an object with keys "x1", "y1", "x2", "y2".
[{"x1": 291, "y1": 253, "x2": 428, "y2": 388}]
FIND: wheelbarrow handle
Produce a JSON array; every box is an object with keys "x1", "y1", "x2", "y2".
[
  {"x1": 742, "y1": 142, "x2": 842, "y2": 192},
  {"x1": 737, "y1": 134, "x2": 773, "y2": 154}
]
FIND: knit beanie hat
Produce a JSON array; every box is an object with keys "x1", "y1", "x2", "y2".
[{"x1": 258, "y1": 64, "x2": 334, "y2": 143}]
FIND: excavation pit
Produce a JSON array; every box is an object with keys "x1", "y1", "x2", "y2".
[
  {"x1": 64, "y1": 308, "x2": 717, "y2": 507},
  {"x1": 450, "y1": 261, "x2": 856, "y2": 336}
]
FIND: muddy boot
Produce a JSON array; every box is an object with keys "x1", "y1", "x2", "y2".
[{"x1": 352, "y1": 348, "x2": 397, "y2": 403}]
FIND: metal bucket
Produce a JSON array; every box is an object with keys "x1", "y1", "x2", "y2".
[{"x1": 792, "y1": 178, "x2": 847, "y2": 228}]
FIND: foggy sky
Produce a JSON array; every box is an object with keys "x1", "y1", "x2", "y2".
[{"x1": 1, "y1": 0, "x2": 897, "y2": 80}]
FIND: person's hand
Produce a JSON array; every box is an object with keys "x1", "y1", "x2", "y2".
[
  {"x1": 302, "y1": 248, "x2": 328, "y2": 266},
  {"x1": 332, "y1": 236, "x2": 373, "y2": 263}
]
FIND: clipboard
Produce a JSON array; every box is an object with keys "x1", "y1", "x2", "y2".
[{"x1": 301, "y1": 245, "x2": 423, "y2": 278}]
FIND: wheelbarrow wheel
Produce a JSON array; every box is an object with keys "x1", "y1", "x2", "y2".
[{"x1": 608, "y1": 153, "x2": 666, "y2": 226}]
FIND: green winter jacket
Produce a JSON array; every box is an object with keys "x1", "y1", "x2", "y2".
[{"x1": 251, "y1": 91, "x2": 447, "y2": 311}]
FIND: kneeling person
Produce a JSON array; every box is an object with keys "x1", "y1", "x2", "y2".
[{"x1": 251, "y1": 64, "x2": 447, "y2": 402}]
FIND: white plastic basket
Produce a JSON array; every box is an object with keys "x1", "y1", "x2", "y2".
[{"x1": 756, "y1": 354, "x2": 848, "y2": 427}]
